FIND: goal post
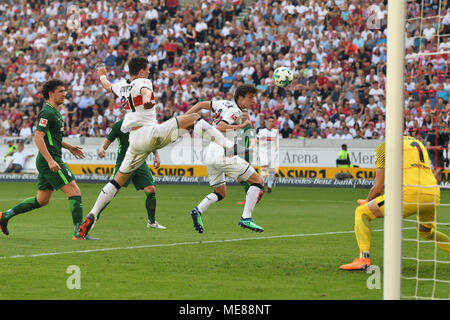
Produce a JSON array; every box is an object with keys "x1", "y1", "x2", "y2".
[{"x1": 384, "y1": 0, "x2": 406, "y2": 300}]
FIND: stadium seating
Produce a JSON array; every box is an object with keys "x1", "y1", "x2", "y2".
[{"x1": 0, "y1": 0, "x2": 448, "y2": 143}]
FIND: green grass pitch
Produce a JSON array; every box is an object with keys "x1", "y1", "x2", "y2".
[{"x1": 0, "y1": 182, "x2": 448, "y2": 300}]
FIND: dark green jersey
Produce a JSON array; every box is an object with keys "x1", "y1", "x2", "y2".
[
  {"x1": 36, "y1": 102, "x2": 64, "y2": 160},
  {"x1": 237, "y1": 124, "x2": 255, "y2": 148},
  {"x1": 237, "y1": 124, "x2": 255, "y2": 162},
  {"x1": 107, "y1": 119, "x2": 129, "y2": 167}
]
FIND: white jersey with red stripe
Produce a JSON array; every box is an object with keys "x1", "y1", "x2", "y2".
[
  {"x1": 111, "y1": 78, "x2": 156, "y2": 132},
  {"x1": 205, "y1": 99, "x2": 243, "y2": 163},
  {"x1": 257, "y1": 128, "x2": 279, "y2": 149}
]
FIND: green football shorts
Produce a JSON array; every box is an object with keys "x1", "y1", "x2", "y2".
[{"x1": 36, "y1": 158, "x2": 75, "y2": 191}]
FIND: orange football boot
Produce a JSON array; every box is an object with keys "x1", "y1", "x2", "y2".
[
  {"x1": 0, "y1": 212, "x2": 9, "y2": 236},
  {"x1": 339, "y1": 258, "x2": 371, "y2": 270}
]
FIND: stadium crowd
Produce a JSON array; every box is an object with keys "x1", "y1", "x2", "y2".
[{"x1": 0, "y1": 0, "x2": 449, "y2": 143}]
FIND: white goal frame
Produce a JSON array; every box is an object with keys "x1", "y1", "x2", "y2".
[{"x1": 384, "y1": 0, "x2": 406, "y2": 300}]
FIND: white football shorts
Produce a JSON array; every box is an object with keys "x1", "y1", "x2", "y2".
[
  {"x1": 258, "y1": 150, "x2": 278, "y2": 169},
  {"x1": 119, "y1": 118, "x2": 179, "y2": 174},
  {"x1": 207, "y1": 156, "x2": 256, "y2": 187}
]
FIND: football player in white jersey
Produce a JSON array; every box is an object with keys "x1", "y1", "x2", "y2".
[
  {"x1": 78, "y1": 57, "x2": 244, "y2": 238},
  {"x1": 257, "y1": 116, "x2": 279, "y2": 193},
  {"x1": 185, "y1": 84, "x2": 265, "y2": 233}
]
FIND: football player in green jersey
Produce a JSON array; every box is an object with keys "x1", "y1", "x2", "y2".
[
  {"x1": 0, "y1": 79, "x2": 96, "y2": 240},
  {"x1": 236, "y1": 109, "x2": 258, "y2": 204}
]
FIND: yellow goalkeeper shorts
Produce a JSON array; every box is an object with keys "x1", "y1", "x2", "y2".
[{"x1": 375, "y1": 187, "x2": 440, "y2": 229}]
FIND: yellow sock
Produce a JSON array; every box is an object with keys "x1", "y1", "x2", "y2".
[
  {"x1": 354, "y1": 205, "x2": 377, "y2": 255},
  {"x1": 420, "y1": 228, "x2": 450, "y2": 254}
]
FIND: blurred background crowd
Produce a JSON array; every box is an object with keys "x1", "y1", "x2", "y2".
[{"x1": 0, "y1": 0, "x2": 449, "y2": 143}]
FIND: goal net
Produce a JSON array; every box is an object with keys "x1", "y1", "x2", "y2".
[{"x1": 386, "y1": 0, "x2": 450, "y2": 300}]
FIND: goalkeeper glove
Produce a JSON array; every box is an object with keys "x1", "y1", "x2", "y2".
[{"x1": 357, "y1": 199, "x2": 368, "y2": 205}]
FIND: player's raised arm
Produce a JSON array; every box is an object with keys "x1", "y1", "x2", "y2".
[
  {"x1": 141, "y1": 87, "x2": 155, "y2": 109},
  {"x1": 97, "y1": 67, "x2": 113, "y2": 94},
  {"x1": 185, "y1": 101, "x2": 212, "y2": 115}
]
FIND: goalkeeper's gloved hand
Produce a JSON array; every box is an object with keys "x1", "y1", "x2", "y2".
[{"x1": 357, "y1": 199, "x2": 368, "y2": 205}]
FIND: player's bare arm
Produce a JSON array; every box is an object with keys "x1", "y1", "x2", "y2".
[
  {"x1": 216, "y1": 119, "x2": 252, "y2": 132},
  {"x1": 185, "y1": 101, "x2": 212, "y2": 115},
  {"x1": 97, "y1": 67, "x2": 113, "y2": 94},
  {"x1": 35, "y1": 130, "x2": 60, "y2": 172},
  {"x1": 153, "y1": 151, "x2": 160, "y2": 169},
  {"x1": 98, "y1": 139, "x2": 112, "y2": 158},
  {"x1": 141, "y1": 87, "x2": 155, "y2": 109},
  {"x1": 367, "y1": 168, "x2": 385, "y2": 201},
  {"x1": 62, "y1": 141, "x2": 85, "y2": 160}
]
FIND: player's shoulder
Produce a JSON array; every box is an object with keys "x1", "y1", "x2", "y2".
[
  {"x1": 131, "y1": 78, "x2": 153, "y2": 91},
  {"x1": 131, "y1": 78, "x2": 153, "y2": 87},
  {"x1": 113, "y1": 78, "x2": 130, "y2": 87},
  {"x1": 113, "y1": 119, "x2": 124, "y2": 129},
  {"x1": 375, "y1": 140, "x2": 386, "y2": 155},
  {"x1": 38, "y1": 104, "x2": 55, "y2": 117},
  {"x1": 403, "y1": 135, "x2": 424, "y2": 146},
  {"x1": 258, "y1": 127, "x2": 268, "y2": 134},
  {"x1": 214, "y1": 99, "x2": 239, "y2": 110}
]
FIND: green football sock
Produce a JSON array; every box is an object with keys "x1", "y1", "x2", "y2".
[
  {"x1": 240, "y1": 181, "x2": 251, "y2": 193},
  {"x1": 68, "y1": 196, "x2": 83, "y2": 237},
  {"x1": 145, "y1": 192, "x2": 156, "y2": 224},
  {"x1": 3, "y1": 197, "x2": 41, "y2": 221}
]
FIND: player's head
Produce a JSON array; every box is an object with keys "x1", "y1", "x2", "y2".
[
  {"x1": 267, "y1": 116, "x2": 275, "y2": 129},
  {"x1": 128, "y1": 56, "x2": 150, "y2": 79},
  {"x1": 42, "y1": 79, "x2": 66, "y2": 105},
  {"x1": 234, "y1": 84, "x2": 257, "y2": 109}
]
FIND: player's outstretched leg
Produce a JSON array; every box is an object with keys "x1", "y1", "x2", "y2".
[
  {"x1": 0, "y1": 196, "x2": 43, "y2": 236},
  {"x1": 78, "y1": 179, "x2": 122, "y2": 238},
  {"x1": 238, "y1": 173, "x2": 264, "y2": 232},
  {"x1": 178, "y1": 114, "x2": 250, "y2": 158}
]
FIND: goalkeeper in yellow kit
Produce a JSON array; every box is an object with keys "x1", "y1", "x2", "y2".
[{"x1": 340, "y1": 135, "x2": 450, "y2": 270}]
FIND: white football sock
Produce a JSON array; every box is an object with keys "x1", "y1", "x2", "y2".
[
  {"x1": 91, "y1": 182, "x2": 120, "y2": 219},
  {"x1": 261, "y1": 169, "x2": 267, "y2": 182},
  {"x1": 197, "y1": 192, "x2": 219, "y2": 214},
  {"x1": 267, "y1": 172, "x2": 274, "y2": 189},
  {"x1": 242, "y1": 185, "x2": 261, "y2": 219},
  {"x1": 195, "y1": 119, "x2": 234, "y2": 148}
]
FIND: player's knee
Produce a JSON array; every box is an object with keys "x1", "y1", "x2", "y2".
[
  {"x1": 68, "y1": 185, "x2": 82, "y2": 197},
  {"x1": 214, "y1": 191, "x2": 224, "y2": 201},
  {"x1": 251, "y1": 183, "x2": 264, "y2": 191},
  {"x1": 214, "y1": 184, "x2": 226, "y2": 198},
  {"x1": 38, "y1": 198, "x2": 50, "y2": 207},
  {"x1": 144, "y1": 185, "x2": 156, "y2": 193},
  {"x1": 355, "y1": 205, "x2": 376, "y2": 222},
  {"x1": 256, "y1": 176, "x2": 264, "y2": 186},
  {"x1": 248, "y1": 173, "x2": 264, "y2": 186}
]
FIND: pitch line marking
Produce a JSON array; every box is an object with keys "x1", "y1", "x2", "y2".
[{"x1": 0, "y1": 227, "x2": 415, "y2": 260}]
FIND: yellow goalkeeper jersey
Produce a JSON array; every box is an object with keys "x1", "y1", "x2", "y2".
[{"x1": 375, "y1": 136, "x2": 438, "y2": 190}]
